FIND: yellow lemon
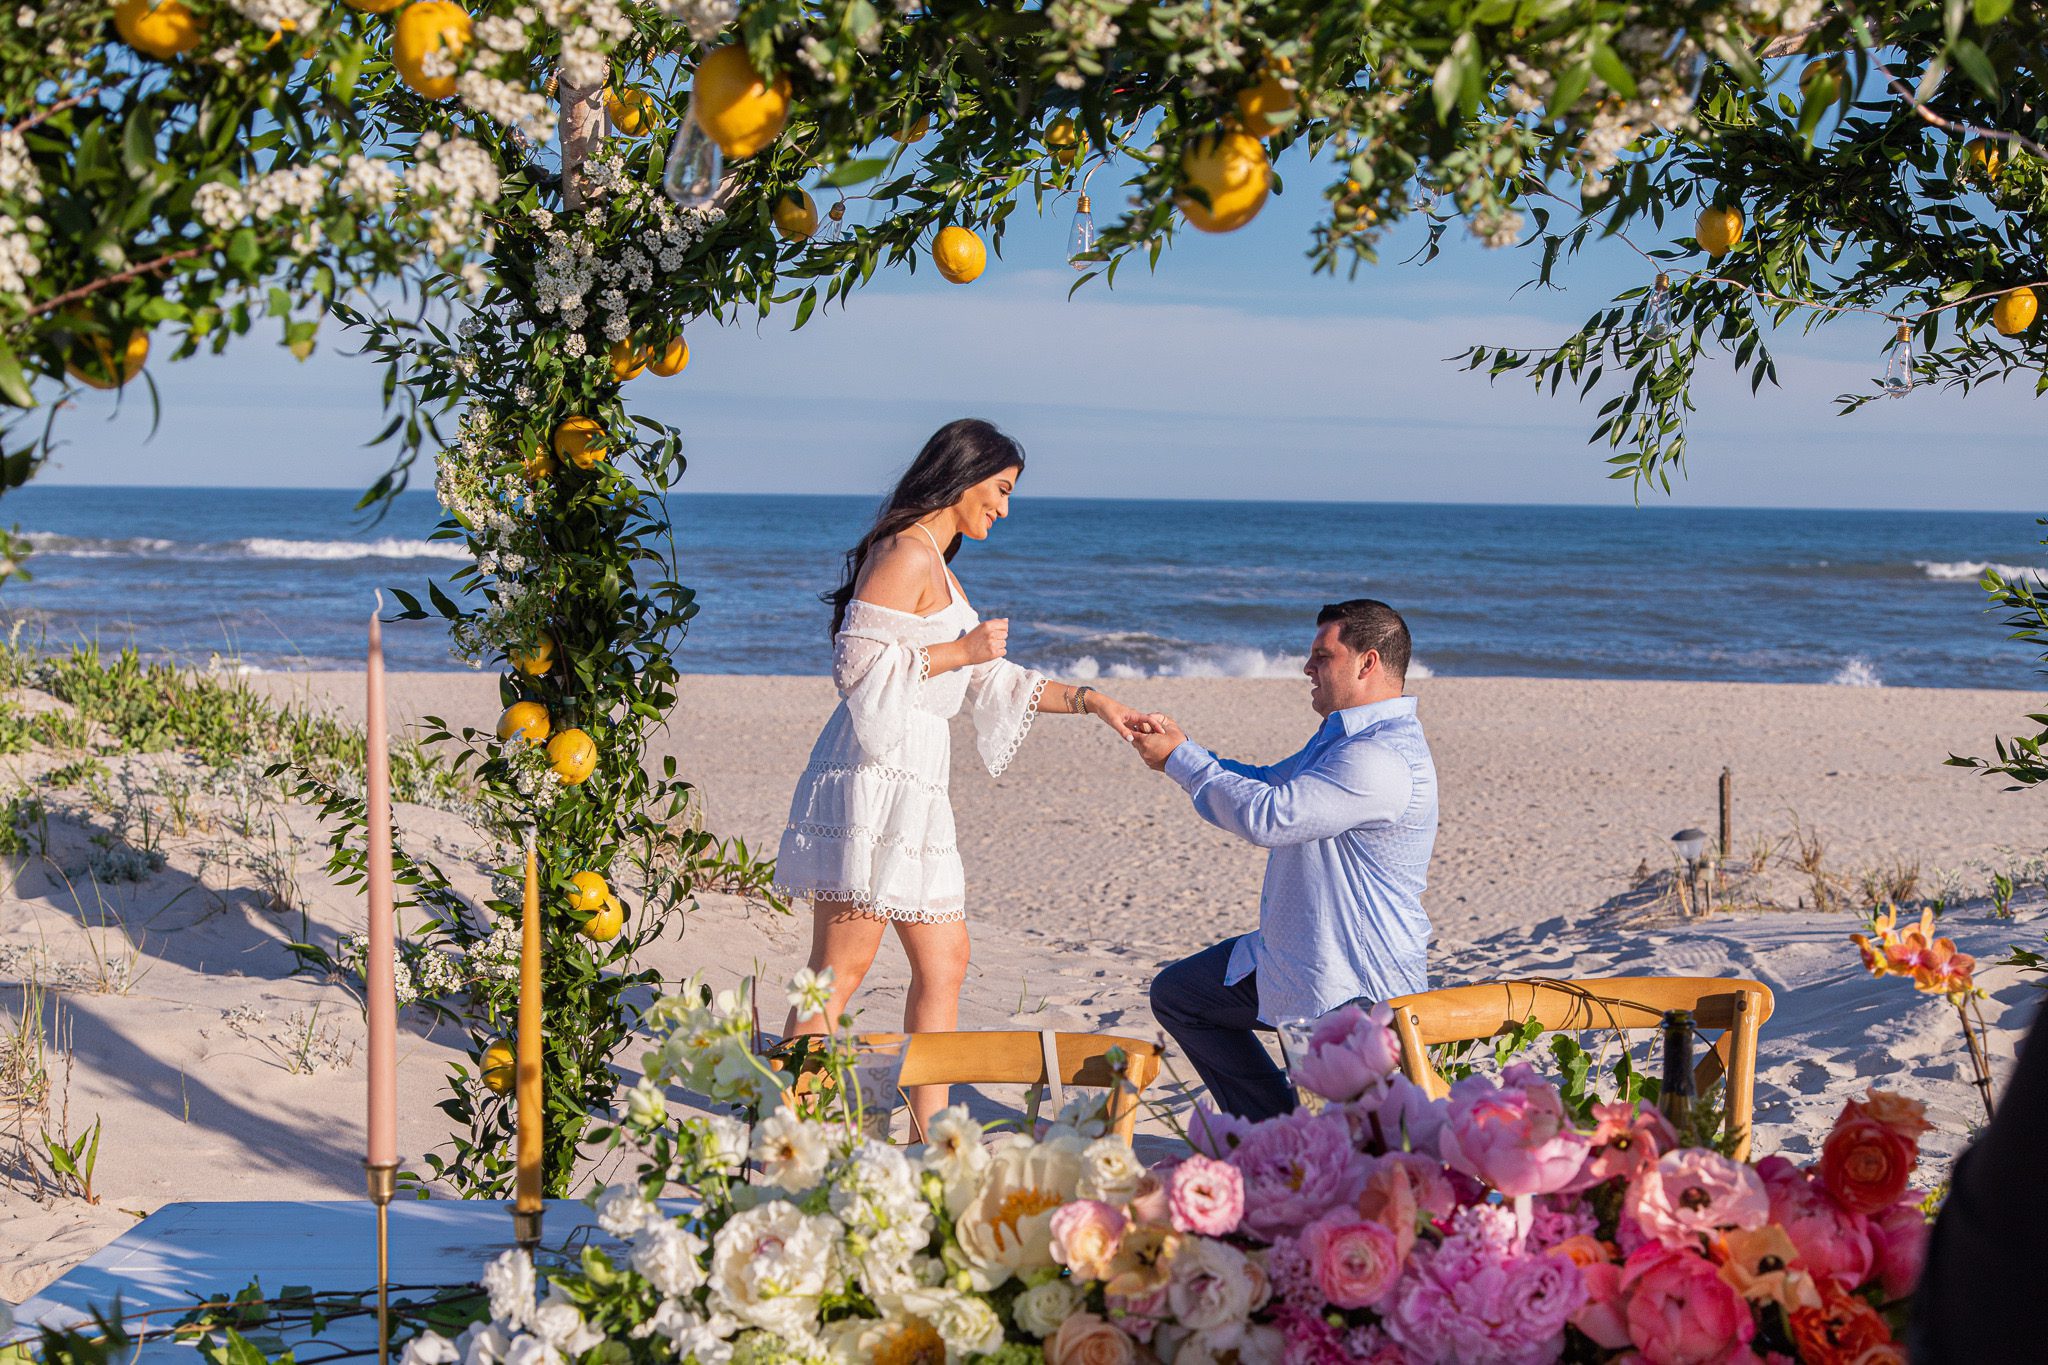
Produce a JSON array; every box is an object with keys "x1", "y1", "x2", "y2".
[
  {"x1": 510, "y1": 635, "x2": 555, "y2": 676},
  {"x1": 578, "y1": 895, "x2": 624, "y2": 943},
  {"x1": 1045, "y1": 115, "x2": 1086, "y2": 166},
  {"x1": 548, "y1": 728, "x2": 597, "y2": 784},
  {"x1": 646, "y1": 335, "x2": 689, "y2": 376},
  {"x1": 890, "y1": 113, "x2": 930, "y2": 145},
  {"x1": 607, "y1": 338, "x2": 647, "y2": 382},
  {"x1": 605, "y1": 87, "x2": 656, "y2": 136},
  {"x1": 1994, "y1": 286, "x2": 2038, "y2": 336},
  {"x1": 691, "y1": 45, "x2": 791, "y2": 160},
  {"x1": 1235, "y1": 70, "x2": 1297, "y2": 135},
  {"x1": 552, "y1": 415, "x2": 606, "y2": 469},
  {"x1": 521, "y1": 444, "x2": 556, "y2": 482},
  {"x1": 567, "y1": 870, "x2": 609, "y2": 913},
  {"x1": 1964, "y1": 136, "x2": 2001, "y2": 181},
  {"x1": 114, "y1": 0, "x2": 204, "y2": 60},
  {"x1": 65, "y1": 331, "x2": 149, "y2": 390},
  {"x1": 393, "y1": 0, "x2": 471, "y2": 101},
  {"x1": 1695, "y1": 203, "x2": 1743, "y2": 258},
  {"x1": 496, "y1": 701, "x2": 550, "y2": 745},
  {"x1": 480, "y1": 1039, "x2": 516, "y2": 1094},
  {"x1": 932, "y1": 225, "x2": 986, "y2": 284},
  {"x1": 344, "y1": 0, "x2": 407, "y2": 11},
  {"x1": 1176, "y1": 130, "x2": 1272, "y2": 233},
  {"x1": 773, "y1": 189, "x2": 819, "y2": 240}
]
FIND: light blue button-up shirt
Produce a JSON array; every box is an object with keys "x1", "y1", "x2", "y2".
[{"x1": 1164, "y1": 696, "x2": 1438, "y2": 1024}]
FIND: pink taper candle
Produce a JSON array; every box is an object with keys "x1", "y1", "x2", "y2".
[{"x1": 366, "y1": 599, "x2": 398, "y2": 1169}]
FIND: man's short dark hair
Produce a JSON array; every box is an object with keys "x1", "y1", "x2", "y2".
[{"x1": 1317, "y1": 598, "x2": 1411, "y2": 681}]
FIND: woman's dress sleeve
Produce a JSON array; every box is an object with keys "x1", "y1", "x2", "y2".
[
  {"x1": 833, "y1": 628, "x2": 929, "y2": 757},
  {"x1": 965, "y1": 656, "x2": 1047, "y2": 777}
]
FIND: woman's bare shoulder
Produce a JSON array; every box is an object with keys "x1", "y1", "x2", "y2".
[{"x1": 852, "y1": 535, "x2": 935, "y2": 613}]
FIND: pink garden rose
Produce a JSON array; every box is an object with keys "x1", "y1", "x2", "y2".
[
  {"x1": 1300, "y1": 1209, "x2": 1405, "y2": 1309},
  {"x1": 1869, "y1": 1197, "x2": 1929, "y2": 1301},
  {"x1": 1565, "y1": 1100, "x2": 1678, "y2": 1192},
  {"x1": 1292, "y1": 1002, "x2": 1403, "y2": 1103},
  {"x1": 1757, "y1": 1156, "x2": 1874, "y2": 1290},
  {"x1": 1102, "y1": 1282, "x2": 1168, "y2": 1344},
  {"x1": 1049, "y1": 1199, "x2": 1127, "y2": 1281},
  {"x1": 1045, "y1": 1311, "x2": 1136, "y2": 1365},
  {"x1": 1166, "y1": 1154, "x2": 1244, "y2": 1237},
  {"x1": 1619, "y1": 1243, "x2": 1757, "y2": 1365},
  {"x1": 1572, "y1": 1259, "x2": 1631, "y2": 1350},
  {"x1": 1626, "y1": 1148, "x2": 1770, "y2": 1250},
  {"x1": 1437, "y1": 1063, "x2": 1592, "y2": 1198},
  {"x1": 1224, "y1": 1108, "x2": 1370, "y2": 1241}
]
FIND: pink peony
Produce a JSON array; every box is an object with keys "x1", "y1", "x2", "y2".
[
  {"x1": 1438, "y1": 1063, "x2": 1592, "y2": 1198},
  {"x1": 1358, "y1": 1072, "x2": 1448, "y2": 1157},
  {"x1": 1300, "y1": 1209, "x2": 1405, "y2": 1309},
  {"x1": 1185, "y1": 1105, "x2": 1251, "y2": 1159},
  {"x1": 1049, "y1": 1199, "x2": 1127, "y2": 1281},
  {"x1": 1165, "y1": 1154, "x2": 1244, "y2": 1237},
  {"x1": 1292, "y1": 1002, "x2": 1404, "y2": 1102},
  {"x1": 1525, "y1": 1198, "x2": 1599, "y2": 1254},
  {"x1": 1619, "y1": 1243, "x2": 1757, "y2": 1365},
  {"x1": 1369, "y1": 1149, "x2": 1458, "y2": 1224},
  {"x1": 1626, "y1": 1148, "x2": 1771, "y2": 1250},
  {"x1": 1224, "y1": 1108, "x2": 1370, "y2": 1241},
  {"x1": 1565, "y1": 1099, "x2": 1678, "y2": 1192},
  {"x1": 1756, "y1": 1156, "x2": 1874, "y2": 1290},
  {"x1": 1381, "y1": 1204, "x2": 1587, "y2": 1363},
  {"x1": 1869, "y1": 1197, "x2": 1929, "y2": 1301}
]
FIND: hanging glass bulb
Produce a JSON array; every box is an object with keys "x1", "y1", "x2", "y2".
[
  {"x1": 1644, "y1": 272, "x2": 1674, "y2": 342},
  {"x1": 1066, "y1": 193, "x2": 1097, "y2": 269},
  {"x1": 815, "y1": 198, "x2": 848, "y2": 244},
  {"x1": 1881, "y1": 322, "x2": 1914, "y2": 398},
  {"x1": 661, "y1": 111, "x2": 721, "y2": 210}
]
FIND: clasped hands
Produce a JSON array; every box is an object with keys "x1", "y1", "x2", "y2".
[{"x1": 1081, "y1": 696, "x2": 1186, "y2": 769}]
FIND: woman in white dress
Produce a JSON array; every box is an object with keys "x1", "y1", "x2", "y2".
[{"x1": 774, "y1": 419, "x2": 1145, "y2": 1133}]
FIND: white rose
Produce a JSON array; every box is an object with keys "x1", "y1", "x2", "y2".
[
  {"x1": 480, "y1": 1249, "x2": 535, "y2": 1329},
  {"x1": 630, "y1": 1222, "x2": 708, "y2": 1298},
  {"x1": 592, "y1": 1184, "x2": 661, "y2": 1239},
  {"x1": 1076, "y1": 1137, "x2": 1145, "y2": 1205},
  {"x1": 890, "y1": 1287, "x2": 1004, "y2": 1359},
  {"x1": 1012, "y1": 1278, "x2": 1084, "y2": 1339},
  {"x1": 643, "y1": 1301, "x2": 737, "y2": 1362},
  {"x1": 528, "y1": 1287, "x2": 603, "y2": 1355},
  {"x1": 499, "y1": 1335, "x2": 559, "y2": 1365},
  {"x1": 453, "y1": 1322, "x2": 512, "y2": 1365},
  {"x1": 708, "y1": 1199, "x2": 841, "y2": 1338},
  {"x1": 400, "y1": 1331, "x2": 459, "y2": 1365},
  {"x1": 752, "y1": 1108, "x2": 834, "y2": 1191}
]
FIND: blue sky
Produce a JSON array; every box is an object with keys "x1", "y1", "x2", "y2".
[{"x1": 33, "y1": 158, "x2": 2043, "y2": 511}]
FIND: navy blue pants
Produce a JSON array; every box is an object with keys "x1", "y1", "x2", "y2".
[{"x1": 1150, "y1": 936, "x2": 1296, "y2": 1122}]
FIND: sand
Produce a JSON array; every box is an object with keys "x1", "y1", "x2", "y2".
[{"x1": 3, "y1": 671, "x2": 2044, "y2": 1303}]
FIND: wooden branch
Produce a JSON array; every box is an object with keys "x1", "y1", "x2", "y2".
[
  {"x1": 24, "y1": 245, "x2": 207, "y2": 320},
  {"x1": 557, "y1": 68, "x2": 609, "y2": 211},
  {"x1": 6, "y1": 77, "x2": 128, "y2": 137}
]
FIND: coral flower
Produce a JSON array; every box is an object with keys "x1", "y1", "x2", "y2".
[
  {"x1": 1626, "y1": 1148, "x2": 1770, "y2": 1250},
  {"x1": 1789, "y1": 1284, "x2": 1905, "y2": 1364},
  {"x1": 1717, "y1": 1224, "x2": 1823, "y2": 1313},
  {"x1": 1851, "y1": 906, "x2": 1978, "y2": 1001},
  {"x1": 1817, "y1": 1115, "x2": 1916, "y2": 1216}
]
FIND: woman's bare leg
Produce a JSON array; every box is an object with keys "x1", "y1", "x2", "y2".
[
  {"x1": 895, "y1": 917, "x2": 972, "y2": 1139},
  {"x1": 782, "y1": 899, "x2": 888, "y2": 1039}
]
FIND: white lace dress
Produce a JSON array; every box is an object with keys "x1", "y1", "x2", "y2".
[{"x1": 773, "y1": 595, "x2": 1047, "y2": 923}]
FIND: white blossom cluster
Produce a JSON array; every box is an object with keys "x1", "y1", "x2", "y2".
[
  {"x1": 336, "y1": 931, "x2": 465, "y2": 1005},
  {"x1": 0, "y1": 129, "x2": 39, "y2": 204},
  {"x1": 469, "y1": 917, "x2": 522, "y2": 982},
  {"x1": 337, "y1": 154, "x2": 402, "y2": 209},
  {"x1": 458, "y1": 71, "x2": 554, "y2": 141},
  {"x1": 1045, "y1": 0, "x2": 1125, "y2": 89},
  {"x1": 192, "y1": 164, "x2": 324, "y2": 231},
  {"x1": 228, "y1": 0, "x2": 317, "y2": 33},
  {"x1": 534, "y1": 0, "x2": 631, "y2": 93},
  {"x1": 406, "y1": 133, "x2": 503, "y2": 254},
  {"x1": 656, "y1": 0, "x2": 735, "y2": 44},
  {"x1": 436, "y1": 407, "x2": 553, "y2": 673},
  {"x1": 0, "y1": 213, "x2": 39, "y2": 300}
]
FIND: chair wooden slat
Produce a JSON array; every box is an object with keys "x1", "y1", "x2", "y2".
[
  {"x1": 851, "y1": 1030, "x2": 1162, "y2": 1144},
  {"x1": 1382, "y1": 976, "x2": 1774, "y2": 1160}
]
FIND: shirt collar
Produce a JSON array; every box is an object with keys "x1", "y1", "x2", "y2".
[{"x1": 1324, "y1": 695, "x2": 1418, "y2": 738}]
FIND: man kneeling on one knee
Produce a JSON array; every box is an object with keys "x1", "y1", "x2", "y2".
[{"x1": 1130, "y1": 599, "x2": 1439, "y2": 1122}]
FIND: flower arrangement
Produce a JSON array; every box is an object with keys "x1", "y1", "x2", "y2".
[
  {"x1": 1852, "y1": 905, "x2": 1996, "y2": 1119},
  {"x1": 397, "y1": 979, "x2": 1925, "y2": 1365}
]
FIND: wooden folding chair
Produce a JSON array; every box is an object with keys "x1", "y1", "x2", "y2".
[
  {"x1": 855, "y1": 1030, "x2": 1163, "y2": 1144},
  {"x1": 1381, "y1": 976, "x2": 1774, "y2": 1159}
]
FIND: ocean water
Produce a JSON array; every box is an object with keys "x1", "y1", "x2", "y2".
[{"x1": 3, "y1": 486, "x2": 2044, "y2": 689}]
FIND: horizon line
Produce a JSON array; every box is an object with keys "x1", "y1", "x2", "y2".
[{"x1": 9, "y1": 482, "x2": 2039, "y2": 517}]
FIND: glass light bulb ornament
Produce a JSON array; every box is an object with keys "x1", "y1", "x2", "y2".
[
  {"x1": 1645, "y1": 272, "x2": 1675, "y2": 342},
  {"x1": 661, "y1": 112, "x2": 721, "y2": 210},
  {"x1": 815, "y1": 197, "x2": 847, "y2": 244},
  {"x1": 1881, "y1": 322, "x2": 1914, "y2": 398},
  {"x1": 1066, "y1": 193, "x2": 1097, "y2": 269}
]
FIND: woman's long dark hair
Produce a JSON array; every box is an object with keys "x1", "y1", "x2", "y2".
[{"x1": 825, "y1": 418, "x2": 1026, "y2": 635}]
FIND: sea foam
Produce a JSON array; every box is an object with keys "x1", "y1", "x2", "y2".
[
  {"x1": 24, "y1": 531, "x2": 468, "y2": 562},
  {"x1": 1916, "y1": 559, "x2": 2045, "y2": 582},
  {"x1": 1830, "y1": 656, "x2": 1883, "y2": 688}
]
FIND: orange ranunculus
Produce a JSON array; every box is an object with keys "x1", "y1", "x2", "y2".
[
  {"x1": 1546, "y1": 1234, "x2": 1614, "y2": 1269},
  {"x1": 1818, "y1": 1114, "x2": 1917, "y2": 1216},
  {"x1": 1789, "y1": 1284, "x2": 1905, "y2": 1364},
  {"x1": 1846, "y1": 1089, "x2": 1933, "y2": 1145}
]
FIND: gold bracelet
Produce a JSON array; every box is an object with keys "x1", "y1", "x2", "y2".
[{"x1": 1071, "y1": 685, "x2": 1094, "y2": 715}]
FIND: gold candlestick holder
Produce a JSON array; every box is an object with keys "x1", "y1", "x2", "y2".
[
  {"x1": 513, "y1": 1204, "x2": 544, "y2": 1256},
  {"x1": 365, "y1": 1161, "x2": 399, "y2": 1365}
]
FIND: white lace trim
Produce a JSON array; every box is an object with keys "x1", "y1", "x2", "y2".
[
  {"x1": 985, "y1": 675, "x2": 1049, "y2": 779},
  {"x1": 914, "y1": 645, "x2": 931, "y2": 684},
  {"x1": 785, "y1": 822, "x2": 957, "y2": 860},
  {"x1": 802, "y1": 760, "x2": 949, "y2": 797},
  {"x1": 777, "y1": 885, "x2": 968, "y2": 924}
]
